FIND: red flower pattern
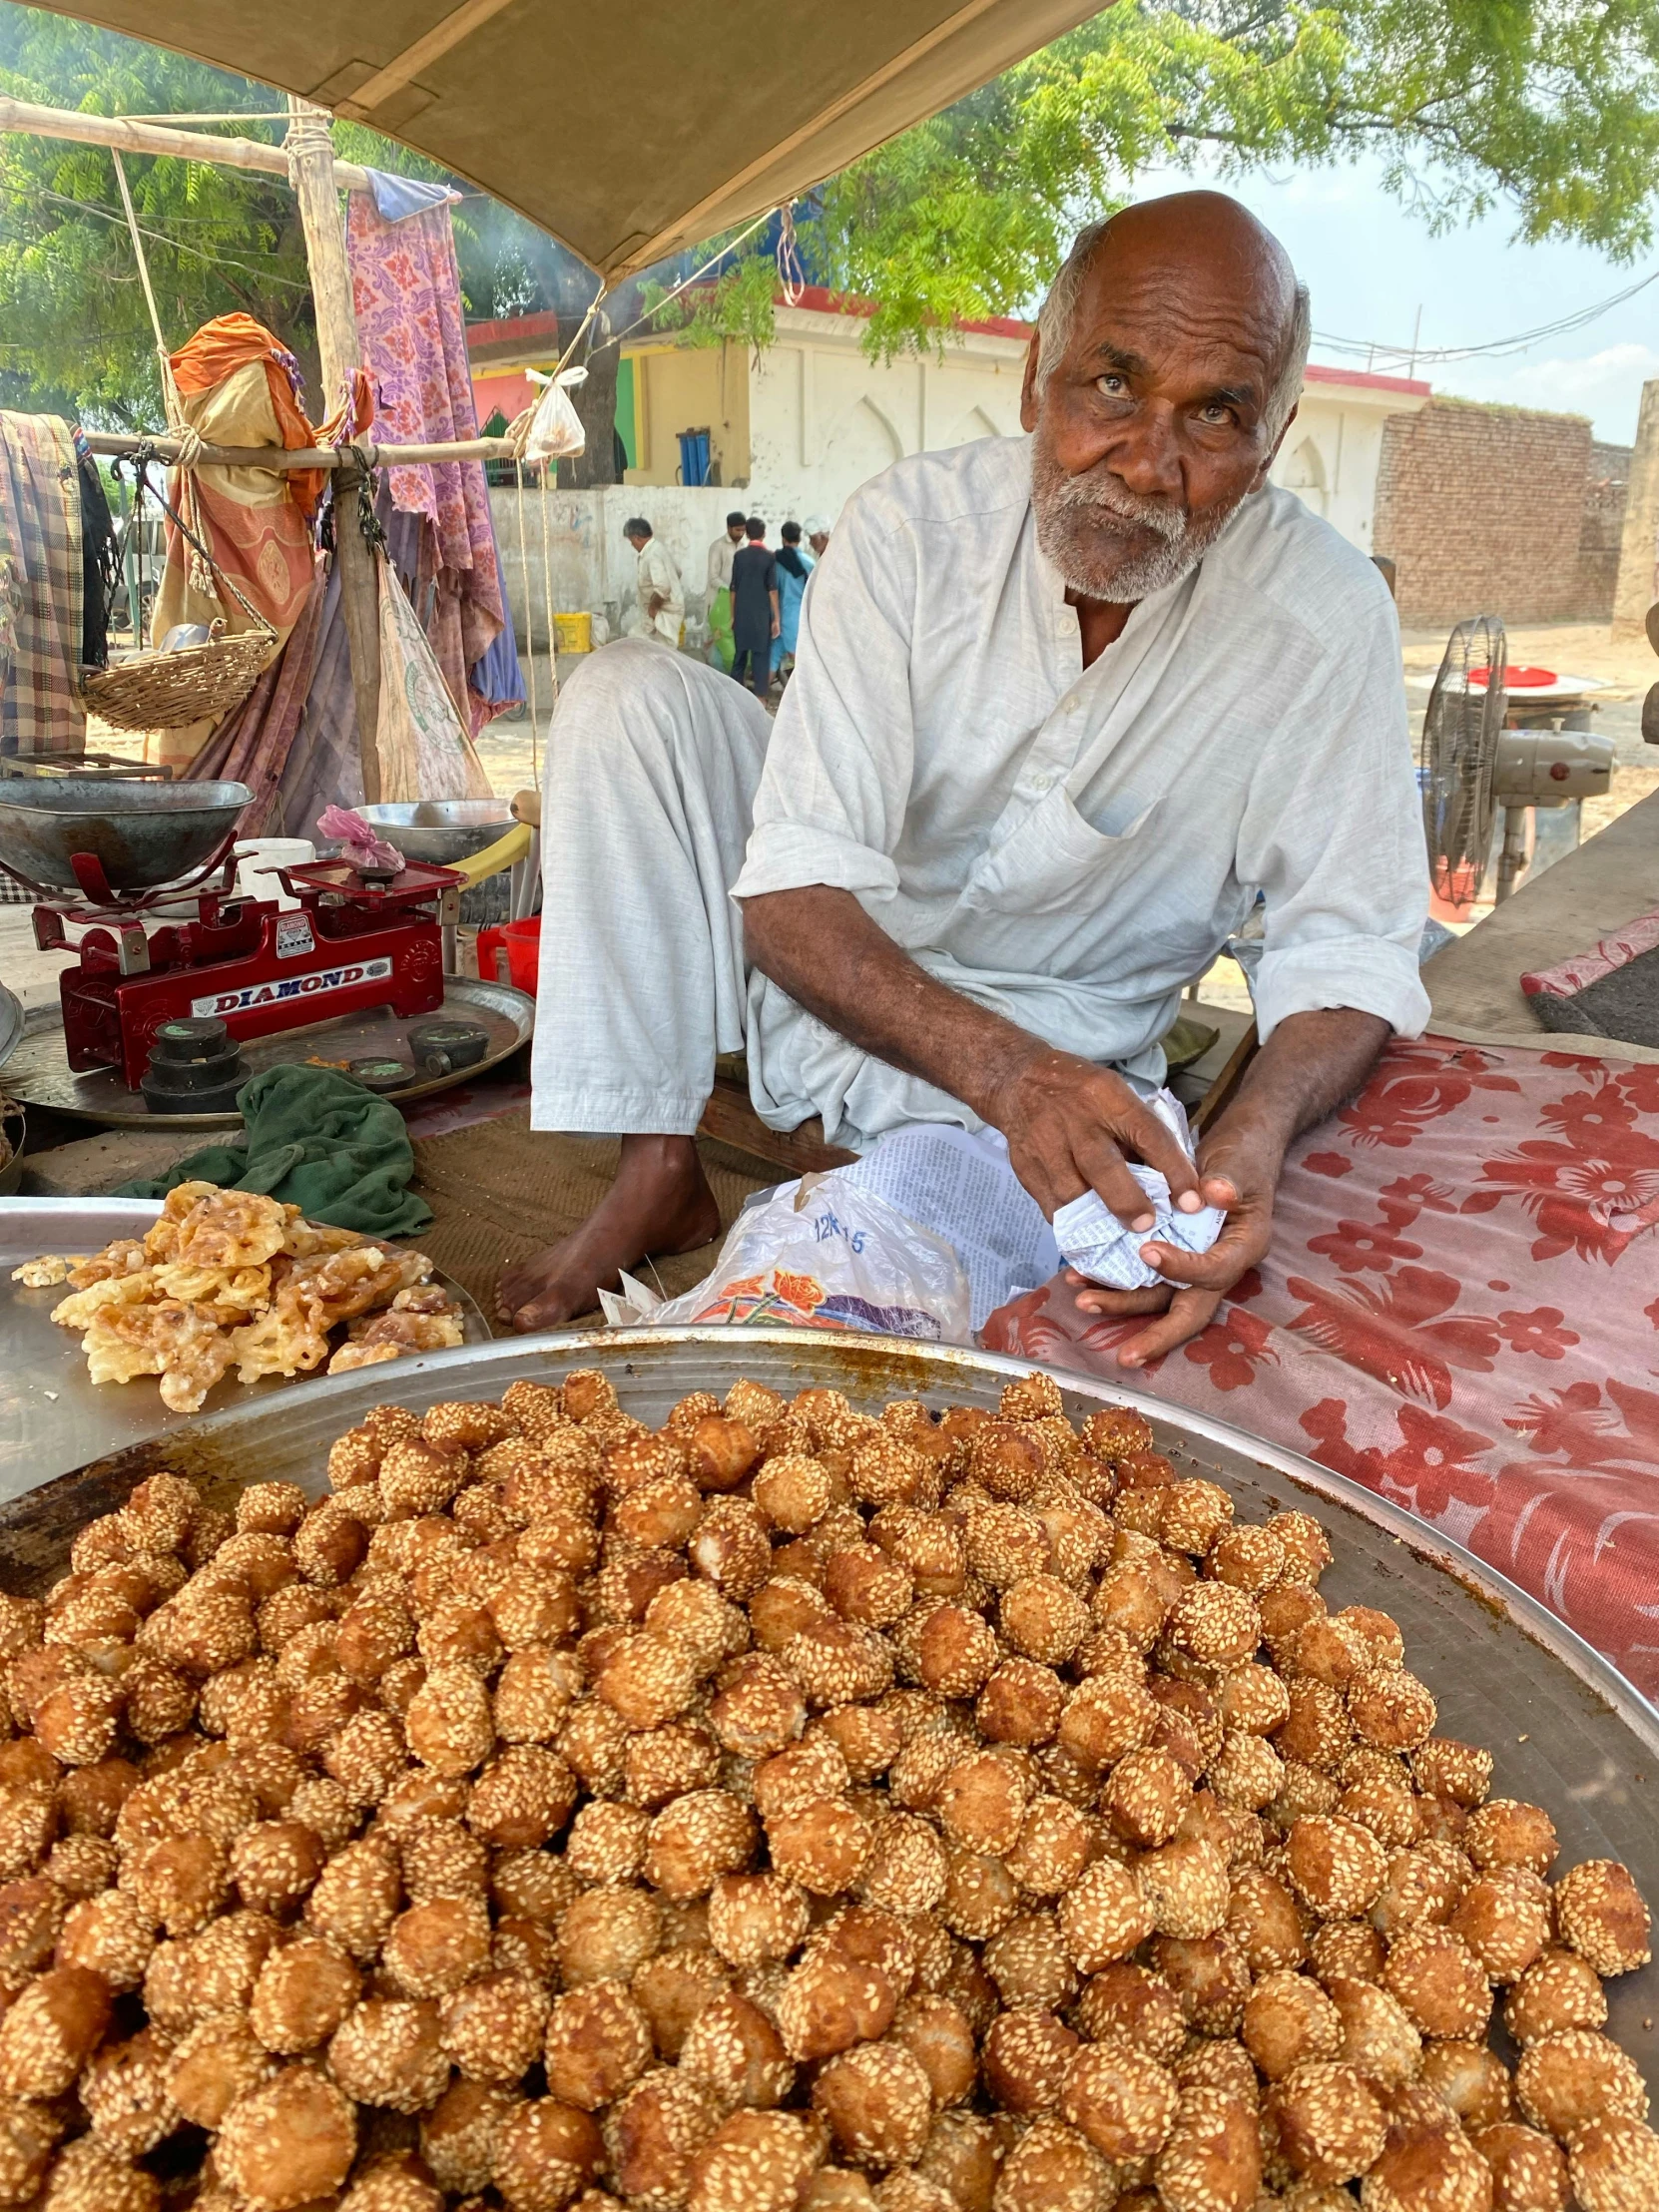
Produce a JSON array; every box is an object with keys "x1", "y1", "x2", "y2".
[{"x1": 982, "y1": 1035, "x2": 1659, "y2": 1697}]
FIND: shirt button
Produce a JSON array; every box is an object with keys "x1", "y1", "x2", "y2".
[{"x1": 1029, "y1": 771, "x2": 1055, "y2": 794}]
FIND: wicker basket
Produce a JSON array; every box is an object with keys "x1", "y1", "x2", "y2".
[{"x1": 81, "y1": 618, "x2": 276, "y2": 733}]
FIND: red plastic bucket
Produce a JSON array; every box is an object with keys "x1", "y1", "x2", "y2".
[{"x1": 476, "y1": 917, "x2": 540, "y2": 994}]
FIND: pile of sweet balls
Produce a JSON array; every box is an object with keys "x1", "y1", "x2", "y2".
[{"x1": 0, "y1": 1367, "x2": 1651, "y2": 2212}]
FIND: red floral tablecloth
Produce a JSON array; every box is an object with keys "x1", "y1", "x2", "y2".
[{"x1": 983, "y1": 1037, "x2": 1659, "y2": 1697}]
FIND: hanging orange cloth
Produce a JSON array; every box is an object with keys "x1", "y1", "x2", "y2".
[{"x1": 154, "y1": 315, "x2": 372, "y2": 648}]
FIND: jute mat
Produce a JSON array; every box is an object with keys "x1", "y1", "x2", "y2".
[{"x1": 411, "y1": 1109, "x2": 774, "y2": 1331}]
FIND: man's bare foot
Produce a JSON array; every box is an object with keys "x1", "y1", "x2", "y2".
[{"x1": 496, "y1": 1134, "x2": 722, "y2": 1332}]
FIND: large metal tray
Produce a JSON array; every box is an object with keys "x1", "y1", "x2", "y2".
[
  {"x1": 0, "y1": 1197, "x2": 490, "y2": 1500},
  {"x1": 8, "y1": 1326, "x2": 1656, "y2": 2092},
  {"x1": 2, "y1": 977, "x2": 533, "y2": 1128}
]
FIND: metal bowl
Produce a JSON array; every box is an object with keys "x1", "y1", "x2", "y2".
[
  {"x1": 10, "y1": 1326, "x2": 1659, "y2": 2090},
  {"x1": 360, "y1": 800, "x2": 514, "y2": 867},
  {"x1": 0, "y1": 779, "x2": 252, "y2": 893}
]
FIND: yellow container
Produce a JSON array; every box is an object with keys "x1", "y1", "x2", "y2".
[{"x1": 553, "y1": 612, "x2": 592, "y2": 655}]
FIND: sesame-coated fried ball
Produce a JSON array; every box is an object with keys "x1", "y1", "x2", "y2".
[
  {"x1": 1155, "y1": 2083, "x2": 1263, "y2": 2212},
  {"x1": 992, "y1": 2116, "x2": 1114, "y2": 2212},
  {"x1": 1060, "y1": 2038, "x2": 1178, "y2": 2160},
  {"x1": 1057, "y1": 1859, "x2": 1154, "y2": 1973},
  {"x1": 1464, "y1": 1801, "x2": 1557, "y2": 1878},
  {"x1": 1382, "y1": 1927, "x2": 1493, "y2": 2042},
  {"x1": 607, "y1": 2066, "x2": 725, "y2": 2208},
  {"x1": 545, "y1": 1983, "x2": 653, "y2": 2121},
  {"x1": 0, "y1": 1965, "x2": 110, "y2": 2095},
  {"x1": 1566, "y1": 2114, "x2": 1659, "y2": 2212},
  {"x1": 1265, "y1": 2061, "x2": 1385, "y2": 2185},
  {"x1": 495, "y1": 2097, "x2": 605, "y2": 2212},
  {"x1": 814, "y1": 2039, "x2": 932, "y2": 2168},
  {"x1": 1137, "y1": 1838, "x2": 1231, "y2": 1941},
  {"x1": 328, "y1": 1996, "x2": 451, "y2": 2113},
  {"x1": 1470, "y1": 2120, "x2": 1568, "y2": 2212},
  {"x1": 1554, "y1": 1860, "x2": 1652, "y2": 1976},
  {"x1": 39, "y1": 2135, "x2": 159, "y2": 2212},
  {"x1": 559, "y1": 1887, "x2": 663, "y2": 1988},
  {"x1": 1243, "y1": 1970, "x2": 1344, "y2": 2080},
  {"x1": 1504, "y1": 1946, "x2": 1608, "y2": 2045},
  {"x1": 217, "y1": 2064, "x2": 357, "y2": 2209},
  {"x1": 250, "y1": 1931, "x2": 360, "y2": 2051},
  {"x1": 679, "y1": 1989, "x2": 795, "y2": 2110},
  {"x1": 1514, "y1": 2029, "x2": 1649, "y2": 2138},
  {"x1": 1286, "y1": 1817, "x2": 1388, "y2": 1920},
  {"x1": 1448, "y1": 1867, "x2": 1551, "y2": 1984},
  {"x1": 646, "y1": 1791, "x2": 759, "y2": 1900}
]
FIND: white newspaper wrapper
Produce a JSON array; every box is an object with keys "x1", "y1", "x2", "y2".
[{"x1": 1052, "y1": 1089, "x2": 1226, "y2": 1292}]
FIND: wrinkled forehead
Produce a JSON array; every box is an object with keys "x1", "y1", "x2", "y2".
[{"x1": 1068, "y1": 245, "x2": 1290, "y2": 399}]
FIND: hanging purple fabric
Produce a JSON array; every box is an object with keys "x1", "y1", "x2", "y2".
[{"x1": 345, "y1": 185, "x2": 525, "y2": 729}]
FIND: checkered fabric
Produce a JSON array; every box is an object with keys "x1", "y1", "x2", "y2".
[{"x1": 0, "y1": 412, "x2": 85, "y2": 762}]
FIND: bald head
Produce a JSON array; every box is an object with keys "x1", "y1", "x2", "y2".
[{"x1": 1036, "y1": 193, "x2": 1308, "y2": 436}]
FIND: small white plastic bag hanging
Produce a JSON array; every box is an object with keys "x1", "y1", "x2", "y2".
[
  {"x1": 518, "y1": 365, "x2": 588, "y2": 464},
  {"x1": 600, "y1": 1171, "x2": 972, "y2": 1344}
]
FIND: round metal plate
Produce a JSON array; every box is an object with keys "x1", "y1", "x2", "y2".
[
  {"x1": 2, "y1": 977, "x2": 533, "y2": 1127},
  {"x1": 10, "y1": 1327, "x2": 1656, "y2": 2093}
]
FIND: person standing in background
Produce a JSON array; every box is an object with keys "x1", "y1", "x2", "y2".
[
  {"x1": 804, "y1": 513, "x2": 831, "y2": 560},
  {"x1": 730, "y1": 516, "x2": 779, "y2": 701},
  {"x1": 622, "y1": 519, "x2": 683, "y2": 647},
  {"x1": 706, "y1": 511, "x2": 746, "y2": 670},
  {"x1": 771, "y1": 521, "x2": 812, "y2": 682}
]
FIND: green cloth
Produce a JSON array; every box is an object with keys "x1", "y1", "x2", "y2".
[
  {"x1": 116, "y1": 1065, "x2": 433, "y2": 1236},
  {"x1": 708, "y1": 584, "x2": 735, "y2": 672}
]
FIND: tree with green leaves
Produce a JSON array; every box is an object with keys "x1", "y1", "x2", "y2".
[{"x1": 653, "y1": 0, "x2": 1659, "y2": 360}]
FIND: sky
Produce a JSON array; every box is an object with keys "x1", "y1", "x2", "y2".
[{"x1": 1132, "y1": 154, "x2": 1658, "y2": 447}]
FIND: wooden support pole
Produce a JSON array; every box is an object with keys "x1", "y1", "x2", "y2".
[
  {"x1": 1612, "y1": 378, "x2": 1659, "y2": 644},
  {"x1": 0, "y1": 95, "x2": 372, "y2": 191},
  {"x1": 284, "y1": 96, "x2": 383, "y2": 808},
  {"x1": 82, "y1": 432, "x2": 516, "y2": 469}
]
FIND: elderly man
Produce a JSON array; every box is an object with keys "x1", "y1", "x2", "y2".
[
  {"x1": 621, "y1": 517, "x2": 683, "y2": 646},
  {"x1": 502, "y1": 193, "x2": 1428, "y2": 1347}
]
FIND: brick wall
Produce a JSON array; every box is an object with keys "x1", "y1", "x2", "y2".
[{"x1": 1374, "y1": 398, "x2": 1624, "y2": 628}]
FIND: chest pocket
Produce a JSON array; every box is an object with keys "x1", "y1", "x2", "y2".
[{"x1": 961, "y1": 781, "x2": 1158, "y2": 918}]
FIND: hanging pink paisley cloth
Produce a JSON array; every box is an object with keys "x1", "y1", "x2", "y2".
[
  {"x1": 345, "y1": 183, "x2": 512, "y2": 732},
  {"x1": 982, "y1": 1035, "x2": 1659, "y2": 1699}
]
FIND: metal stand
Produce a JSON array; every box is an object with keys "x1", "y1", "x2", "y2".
[{"x1": 1493, "y1": 805, "x2": 1529, "y2": 904}]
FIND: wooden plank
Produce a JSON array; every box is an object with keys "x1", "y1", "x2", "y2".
[
  {"x1": 697, "y1": 1078, "x2": 856, "y2": 1176},
  {"x1": 1192, "y1": 1020, "x2": 1258, "y2": 1134}
]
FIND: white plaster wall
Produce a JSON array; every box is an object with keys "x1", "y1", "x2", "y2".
[
  {"x1": 1270, "y1": 390, "x2": 1423, "y2": 554},
  {"x1": 490, "y1": 483, "x2": 739, "y2": 642},
  {"x1": 744, "y1": 308, "x2": 1029, "y2": 526}
]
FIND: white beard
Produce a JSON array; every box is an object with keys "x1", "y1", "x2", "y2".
[{"x1": 1030, "y1": 427, "x2": 1246, "y2": 600}]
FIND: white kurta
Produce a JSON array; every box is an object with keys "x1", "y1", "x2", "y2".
[
  {"x1": 625, "y1": 539, "x2": 683, "y2": 645},
  {"x1": 531, "y1": 434, "x2": 1429, "y2": 1147},
  {"x1": 707, "y1": 534, "x2": 739, "y2": 595}
]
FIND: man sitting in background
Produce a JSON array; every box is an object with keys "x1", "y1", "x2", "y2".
[
  {"x1": 502, "y1": 194, "x2": 1428, "y2": 1344},
  {"x1": 621, "y1": 518, "x2": 683, "y2": 647}
]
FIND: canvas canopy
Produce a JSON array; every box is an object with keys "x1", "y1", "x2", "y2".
[{"x1": 34, "y1": 0, "x2": 1104, "y2": 278}]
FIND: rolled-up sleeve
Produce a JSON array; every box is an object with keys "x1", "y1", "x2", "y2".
[
  {"x1": 730, "y1": 496, "x2": 916, "y2": 906},
  {"x1": 1238, "y1": 580, "x2": 1431, "y2": 1042}
]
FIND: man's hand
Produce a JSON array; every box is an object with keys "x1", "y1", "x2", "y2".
[
  {"x1": 1068, "y1": 1109, "x2": 1281, "y2": 1366},
  {"x1": 646, "y1": 592, "x2": 665, "y2": 620},
  {"x1": 986, "y1": 1043, "x2": 1204, "y2": 1228},
  {"x1": 1066, "y1": 1005, "x2": 1392, "y2": 1369}
]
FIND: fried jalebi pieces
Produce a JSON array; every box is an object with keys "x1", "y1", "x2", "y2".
[
  {"x1": 154, "y1": 1264, "x2": 273, "y2": 1317},
  {"x1": 173, "y1": 1191, "x2": 288, "y2": 1272},
  {"x1": 284, "y1": 1247, "x2": 431, "y2": 1331},
  {"x1": 51, "y1": 1271, "x2": 162, "y2": 1331},
  {"x1": 81, "y1": 1297, "x2": 240, "y2": 1410},
  {"x1": 229, "y1": 1300, "x2": 331, "y2": 1384},
  {"x1": 141, "y1": 1182, "x2": 221, "y2": 1264},
  {"x1": 326, "y1": 1342, "x2": 403, "y2": 1374},
  {"x1": 282, "y1": 1217, "x2": 367, "y2": 1260},
  {"x1": 10, "y1": 1255, "x2": 73, "y2": 1288},
  {"x1": 64, "y1": 1240, "x2": 148, "y2": 1289}
]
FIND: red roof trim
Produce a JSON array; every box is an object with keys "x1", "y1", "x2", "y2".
[
  {"x1": 462, "y1": 300, "x2": 1431, "y2": 397},
  {"x1": 1303, "y1": 362, "x2": 1431, "y2": 397}
]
